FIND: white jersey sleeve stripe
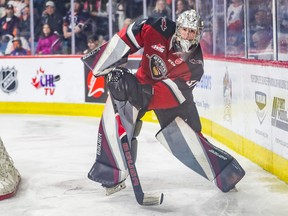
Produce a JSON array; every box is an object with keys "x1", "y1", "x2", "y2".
[
  {"x1": 162, "y1": 79, "x2": 186, "y2": 104},
  {"x1": 127, "y1": 23, "x2": 141, "y2": 49}
]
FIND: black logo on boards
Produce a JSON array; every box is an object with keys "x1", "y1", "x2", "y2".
[{"x1": 0, "y1": 67, "x2": 18, "y2": 93}]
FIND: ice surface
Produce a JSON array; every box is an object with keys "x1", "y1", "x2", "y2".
[{"x1": 0, "y1": 114, "x2": 288, "y2": 216}]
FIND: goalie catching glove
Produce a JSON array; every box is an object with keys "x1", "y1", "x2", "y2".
[{"x1": 107, "y1": 67, "x2": 153, "y2": 110}]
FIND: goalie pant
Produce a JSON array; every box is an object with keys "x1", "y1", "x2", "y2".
[{"x1": 88, "y1": 97, "x2": 245, "y2": 192}]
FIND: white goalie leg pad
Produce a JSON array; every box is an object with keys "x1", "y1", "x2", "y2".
[
  {"x1": 0, "y1": 137, "x2": 21, "y2": 201},
  {"x1": 88, "y1": 95, "x2": 140, "y2": 187},
  {"x1": 156, "y1": 117, "x2": 214, "y2": 180},
  {"x1": 156, "y1": 117, "x2": 245, "y2": 192}
]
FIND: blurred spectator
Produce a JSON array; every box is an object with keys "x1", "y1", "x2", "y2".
[
  {"x1": 279, "y1": 5, "x2": 288, "y2": 34},
  {"x1": 150, "y1": 0, "x2": 171, "y2": 19},
  {"x1": 83, "y1": 34, "x2": 98, "y2": 54},
  {"x1": 175, "y1": 0, "x2": 188, "y2": 19},
  {"x1": 62, "y1": 0, "x2": 90, "y2": 54},
  {"x1": 126, "y1": 0, "x2": 143, "y2": 19},
  {"x1": 250, "y1": 29, "x2": 273, "y2": 60},
  {"x1": 41, "y1": 1, "x2": 63, "y2": 36},
  {"x1": 226, "y1": 31, "x2": 245, "y2": 57},
  {"x1": 200, "y1": 29, "x2": 213, "y2": 55},
  {"x1": 188, "y1": 0, "x2": 196, "y2": 9},
  {"x1": 249, "y1": 0, "x2": 272, "y2": 18},
  {"x1": 122, "y1": 18, "x2": 133, "y2": 29},
  {"x1": 36, "y1": 23, "x2": 61, "y2": 55},
  {"x1": 87, "y1": 0, "x2": 102, "y2": 15},
  {"x1": 7, "y1": 0, "x2": 26, "y2": 18},
  {"x1": 5, "y1": 30, "x2": 30, "y2": 55},
  {"x1": 8, "y1": 36, "x2": 28, "y2": 55},
  {"x1": 0, "y1": 4, "x2": 20, "y2": 38},
  {"x1": 116, "y1": 0, "x2": 127, "y2": 31},
  {"x1": 250, "y1": 7, "x2": 272, "y2": 34},
  {"x1": 33, "y1": 0, "x2": 48, "y2": 15},
  {"x1": 227, "y1": 0, "x2": 244, "y2": 33},
  {"x1": 226, "y1": 0, "x2": 244, "y2": 56},
  {"x1": 18, "y1": 4, "x2": 41, "y2": 42},
  {"x1": 105, "y1": 0, "x2": 121, "y2": 33},
  {"x1": 278, "y1": 0, "x2": 288, "y2": 59},
  {"x1": 97, "y1": 34, "x2": 106, "y2": 46},
  {"x1": 85, "y1": 0, "x2": 108, "y2": 37},
  {"x1": 0, "y1": 0, "x2": 6, "y2": 18}
]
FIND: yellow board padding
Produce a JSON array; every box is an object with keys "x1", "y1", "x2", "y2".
[
  {"x1": 201, "y1": 117, "x2": 288, "y2": 183},
  {"x1": 0, "y1": 102, "x2": 287, "y2": 183},
  {"x1": 0, "y1": 102, "x2": 105, "y2": 117}
]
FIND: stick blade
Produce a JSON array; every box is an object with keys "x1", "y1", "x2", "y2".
[{"x1": 140, "y1": 193, "x2": 164, "y2": 206}]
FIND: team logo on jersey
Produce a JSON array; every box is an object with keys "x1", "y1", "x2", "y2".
[
  {"x1": 161, "y1": 17, "x2": 167, "y2": 31},
  {"x1": 147, "y1": 54, "x2": 167, "y2": 79},
  {"x1": 151, "y1": 44, "x2": 165, "y2": 53},
  {"x1": 0, "y1": 67, "x2": 18, "y2": 93},
  {"x1": 175, "y1": 58, "x2": 183, "y2": 64}
]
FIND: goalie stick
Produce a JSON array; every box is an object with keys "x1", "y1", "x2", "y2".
[
  {"x1": 111, "y1": 99, "x2": 164, "y2": 206},
  {"x1": 82, "y1": 33, "x2": 163, "y2": 205}
]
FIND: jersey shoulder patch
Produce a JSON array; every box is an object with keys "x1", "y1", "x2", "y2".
[{"x1": 145, "y1": 17, "x2": 175, "y2": 39}]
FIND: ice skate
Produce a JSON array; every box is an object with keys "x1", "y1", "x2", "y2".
[{"x1": 102, "y1": 180, "x2": 126, "y2": 196}]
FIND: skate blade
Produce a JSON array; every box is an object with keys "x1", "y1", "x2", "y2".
[
  {"x1": 105, "y1": 181, "x2": 126, "y2": 196},
  {"x1": 229, "y1": 186, "x2": 238, "y2": 192}
]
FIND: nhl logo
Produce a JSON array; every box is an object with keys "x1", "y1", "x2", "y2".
[{"x1": 0, "y1": 67, "x2": 18, "y2": 93}]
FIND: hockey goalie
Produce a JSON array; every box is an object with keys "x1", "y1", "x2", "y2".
[
  {"x1": 84, "y1": 9, "x2": 245, "y2": 200},
  {"x1": 0, "y1": 137, "x2": 21, "y2": 201}
]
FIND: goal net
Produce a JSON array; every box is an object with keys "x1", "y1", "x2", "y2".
[{"x1": 0, "y1": 137, "x2": 21, "y2": 201}]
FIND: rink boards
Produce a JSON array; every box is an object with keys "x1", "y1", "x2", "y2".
[{"x1": 0, "y1": 55, "x2": 287, "y2": 183}]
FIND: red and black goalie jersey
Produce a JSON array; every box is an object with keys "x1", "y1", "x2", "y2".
[{"x1": 118, "y1": 16, "x2": 204, "y2": 110}]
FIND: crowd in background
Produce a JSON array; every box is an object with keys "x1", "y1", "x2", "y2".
[
  {"x1": 0, "y1": 0, "x2": 287, "y2": 61},
  {"x1": 0, "y1": 0, "x2": 196, "y2": 56},
  {"x1": 199, "y1": 0, "x2": 288, "y2": 61}
]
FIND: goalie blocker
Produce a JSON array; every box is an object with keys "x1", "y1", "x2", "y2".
[
  {"x1": 156, "y1": 117, "x2": 245, "y2": 192},
  {"x1": 0, "y1": 137, "x2": 21, "y2": 201}
]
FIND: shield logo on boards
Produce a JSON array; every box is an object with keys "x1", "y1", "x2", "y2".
[
  {"x1": 0, "y1": 67, "x2": 18, "y2": 93},
  {"x1": 255, "y1": 91, "x2": 267, "y2": 124}
]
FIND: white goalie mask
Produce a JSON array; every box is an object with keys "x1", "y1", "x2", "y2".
[{"x1": 173, "y1": 10, "x2": 204, "y2": 53}]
